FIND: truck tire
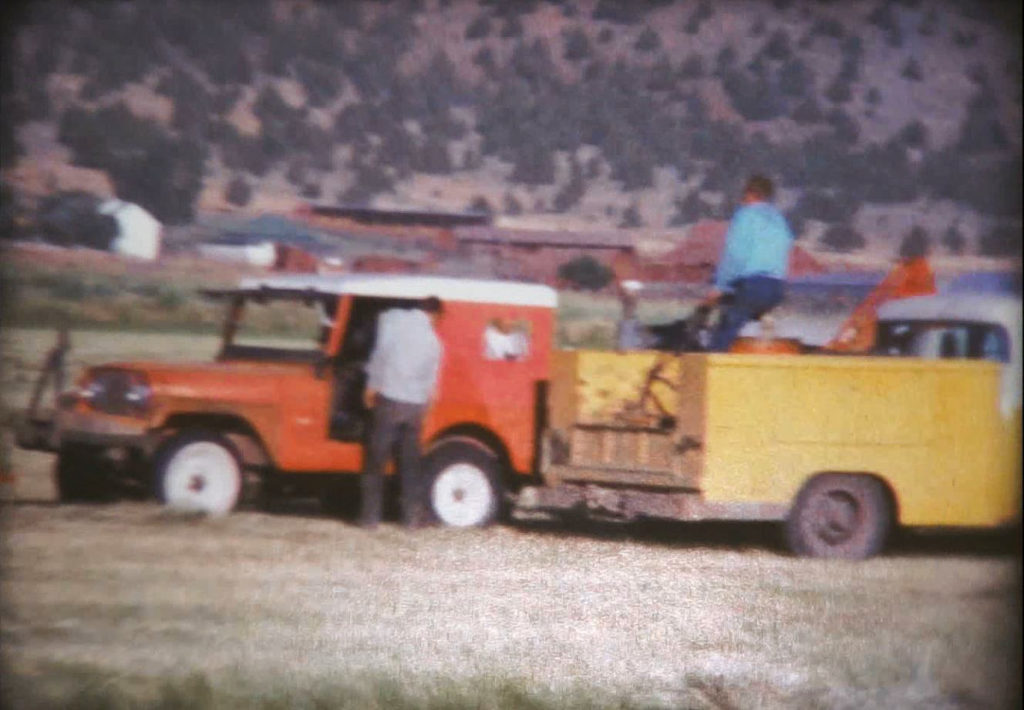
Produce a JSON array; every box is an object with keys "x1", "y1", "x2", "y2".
[
  {"x1": 424, "y1": 440, "x2": 502, "y2": 527},
  {"x1": 785, "y1": 473, "x2": 892, "y2": 559},
  {"x1": 55, "y1": 443, "x2": 113, "y2": 502},
  {"x1": 155, "y1": 432, "x2": 242, "y2": 516}
]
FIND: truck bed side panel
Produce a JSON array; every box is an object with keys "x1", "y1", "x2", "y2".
[{"x1": 699, "y1": 354, "x2": 1019, "y2": 527}]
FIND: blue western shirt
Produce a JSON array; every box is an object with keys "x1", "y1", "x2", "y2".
[{"x1": 713, "y1": 202, "x2": 795, "y2": 291}]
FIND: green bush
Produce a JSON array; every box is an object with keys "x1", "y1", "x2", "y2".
[
  {"x1": 465, "y1": 13, "x2": 492, "y2": 40},
  {"x1": 820, "y1": 224, "x2": 865, "y2": 253},
  {"x1": 35, "y1": 191, "x2": 118, "y2": 250},
  {"x1": 634, "y1": 26, "x2": 661, "y2": 52},
  {"x1": 942, "y1": 223, "x2": 966, "y2": 255},
  {"x1": 558, "y1": 255, "x2": 613, "y2": 291},
  {"x1": 225, "y1": 176, "x2": 252, "y2": 207},
  {"x1": 563, "y1": 27, "x2": 592, "y2": 61},
  {"x1": 978, "y1": 224, "x2": 1022, "y2": 257}
]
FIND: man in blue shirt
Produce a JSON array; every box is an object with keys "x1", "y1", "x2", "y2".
[
  {"x1": 705, "y1": 175, "x2": 794, "y2": 352},
  {"x1": 360, "y1": 296, "x2": 444, "y2": 529}
]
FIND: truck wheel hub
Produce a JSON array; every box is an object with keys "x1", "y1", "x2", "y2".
[{"x1": 431, "y1": 463, "x2": 493, "y2": 527}]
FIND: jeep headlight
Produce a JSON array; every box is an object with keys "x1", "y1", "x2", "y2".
[{"x1": 78, "y1": 369, "x2": 152, "y2": 416}]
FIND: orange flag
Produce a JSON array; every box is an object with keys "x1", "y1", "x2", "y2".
[{"x1": 825, "y1": 257, "x2": 937, "y2": 352}]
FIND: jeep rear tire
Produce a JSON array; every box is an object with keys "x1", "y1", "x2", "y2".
[
  {"x1": 786, "y1": 473, "x2": 892, "y2": 559},
  {"x1": 424, "y1": 441, "x2": 502, "y2": 527},
  {"x1": 155, "y1": 432, "x2": 242, "y2": 516}
]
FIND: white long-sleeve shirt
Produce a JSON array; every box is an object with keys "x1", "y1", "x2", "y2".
[{"x1": 365, "y1": 309, "x2": 442, "y2": 405}]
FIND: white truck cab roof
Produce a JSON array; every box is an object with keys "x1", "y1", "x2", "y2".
[
  {"x1": 237, "y1": 273, "x2": 559, "y2": 308},
  {"x1": 877, "y1": 293, "x2": 1022, "y2": 360}
]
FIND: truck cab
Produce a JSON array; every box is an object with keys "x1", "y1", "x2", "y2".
[
  {"x1": 35, "y1": 274, "x2": 557, "y2": 523},
  {"x1": 875, "y1": 292, "x2": 1022, "y2": 417}
]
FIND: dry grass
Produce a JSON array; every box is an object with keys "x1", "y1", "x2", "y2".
[
  {"x1": 1, "y1": 330, "x2": 1020, "y2": 709},
  {"x1": 1, "y1": 499, "x2": 1018, "y2": 709}
]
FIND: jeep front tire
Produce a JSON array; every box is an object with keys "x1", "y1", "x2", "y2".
[{"x1": 155, "y1": 432, "x2": 242, "y2": 516}]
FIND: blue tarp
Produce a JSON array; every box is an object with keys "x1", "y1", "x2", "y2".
[{"x1": 943, "y1": 271, "x2": 1021, "y2": 295}]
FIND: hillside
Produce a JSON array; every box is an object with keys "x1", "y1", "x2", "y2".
[{"x1": 1, "y1": 0, "x2": 1021, "y2": 262}]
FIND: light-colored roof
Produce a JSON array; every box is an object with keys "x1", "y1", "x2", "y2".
[
  {"x1": 877, "y1": 293, "x2": 1021, "y2": 328},
  {"x1": 238, "y1": 273, "x2": 558, "y2": 307},
  {"x1": 455, "y1": 226, "x2": 634, "y2": 249}
]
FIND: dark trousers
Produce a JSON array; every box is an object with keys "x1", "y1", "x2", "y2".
[
  {"x1": 709, "y1": 276, "x2": 785, "y2": 352},
  {"x1": 360, "y1": 396, "x2": 426, "y2": 526}
]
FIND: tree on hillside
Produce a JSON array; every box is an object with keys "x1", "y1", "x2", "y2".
[
  {"x1": 467, "y1": 195, "x2": 493, "y2": 215},
  {"x1": 825, "y1": 76, "x2": 853, "y2": 104},
  {"x1": 942, "y1": 222, "x2": 966, "y2": 255},
  {"x1": 778, "y1": 57, "x2": 812, "y2": 97},
  {"x1": 898, "y1": 225, "x2": 930, "y2": 259},
  {"x1": 795, "y1": 189, "x2": 858, "y2": 224},
  {"x1": 225, "y1": 175, "x2": 252, "y2": 207},
  {"x1": 723, "y1": 69, "x2": 784, "y2": 121},
  {"x1": 956, "y1": 90, "x2": 1009, "y2": 154},
  {"x1": 511, "y1": 142, "x2": 557, "y2": 185},
  {"x1": 978, "y1": 224, "x2": 1021, "y2": 257},
  {"x1": 563, "y1": 26, "x2": 592, "y2": 61},
  {"x1": 791, "y1": 97, "x2": 824, "y2": 124},
  {"x1": 683, "y1": 1, "x2": 714, "y2": 34},
  {"x1": 465, "y1": 13, "x2": 492, "y2": 39},
  {"x1": 669, "y1": 191, "x2": 714, "y2": 226},
  {"x1": 679, "y1": 54, "x2": 705, "y2": 80},
  {"x1": 898, "y1": 120, "x2": 929, "y2": 149},
  {"x1": 35, "y1": 191, "x2": 118, "y2": 250},
  {"x1": 634, "y1": 26, "x2": 661, "y2": 52},
  {"x1": 503, "y1": 192, "x2": 523, "y2": 215},
  {"x1": 763, "y1": 29, "x2": 793, "y2": 61},
  {"x1": 412, "y1": 135, "x2": 453, "y2": 175},
  {"x1": 592, "y1": 0, "x2": 646, "y2": 25},
  {"x1": 553, "y1": 157, "x2": 587, "y2": 212},
  {"x1": 619, "y1": 201, "x2": 645, "y2": 228},
  {"x1": 901, "y1": 58, "x2": 923, "y2": 82},
  {"x1": 501, "y1": 15, "x2": 524, "y2": 39},
  {"x1": 57, "y1": 103, "x2": 206, "y2": 224}
]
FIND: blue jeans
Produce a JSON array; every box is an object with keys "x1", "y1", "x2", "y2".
[
  {"x1": 361, "y1": 396, "x2": 426, "y2": 527},
  {"x1": 709, "y1": 276, "x2": 785, "y2": 352}
]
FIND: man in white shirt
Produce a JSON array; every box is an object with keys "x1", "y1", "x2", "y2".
[{"x1": 360, "y1": 297, "x2": 443, "y2": 529}]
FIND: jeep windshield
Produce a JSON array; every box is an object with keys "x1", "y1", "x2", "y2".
[{"x1": 203, "y1": 287, "x2": 338, "y2": 363}]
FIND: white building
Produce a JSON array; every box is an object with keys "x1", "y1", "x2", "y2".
[
  {"x1": 98, "y1": 199, "x2": 162, "y2": 261},
  {"x1": 197, "y1": 239, "x2": 278, "y2": 267}
]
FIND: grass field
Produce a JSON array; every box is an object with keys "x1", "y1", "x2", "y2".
[
  {"x1": 1, "y1": 328, "x2": 1020, "y2": 709},
  {"x1": 1, "y1": 502, "x2": 1018, "y2": 709}
]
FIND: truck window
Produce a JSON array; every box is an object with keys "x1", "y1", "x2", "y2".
[
  {"x1": 876, "y1": 321, "x2": 1011, "y2": 363},
  {"x1": 223, "y1": 294, "x2": 338, "y2": 362},
  {"x1": 482, "y1": 318, "x2": 531, "y2": 361}
]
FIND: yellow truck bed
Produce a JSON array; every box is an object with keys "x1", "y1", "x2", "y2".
[{"x1": 547, "y1": 350, "x2": 1020, "y2": 528}]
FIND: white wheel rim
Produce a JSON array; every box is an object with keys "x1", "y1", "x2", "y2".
[
  {"x1": 431, "y1": 462, "x2": 495, "y2": 527},
  {"x1": 163, "y1": 442, "x2": 241, "y2": 515}
]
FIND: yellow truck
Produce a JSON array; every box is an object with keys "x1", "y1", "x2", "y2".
[{"x1": 518, "y1": 291, "x2": 1022, "y2": 559}]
